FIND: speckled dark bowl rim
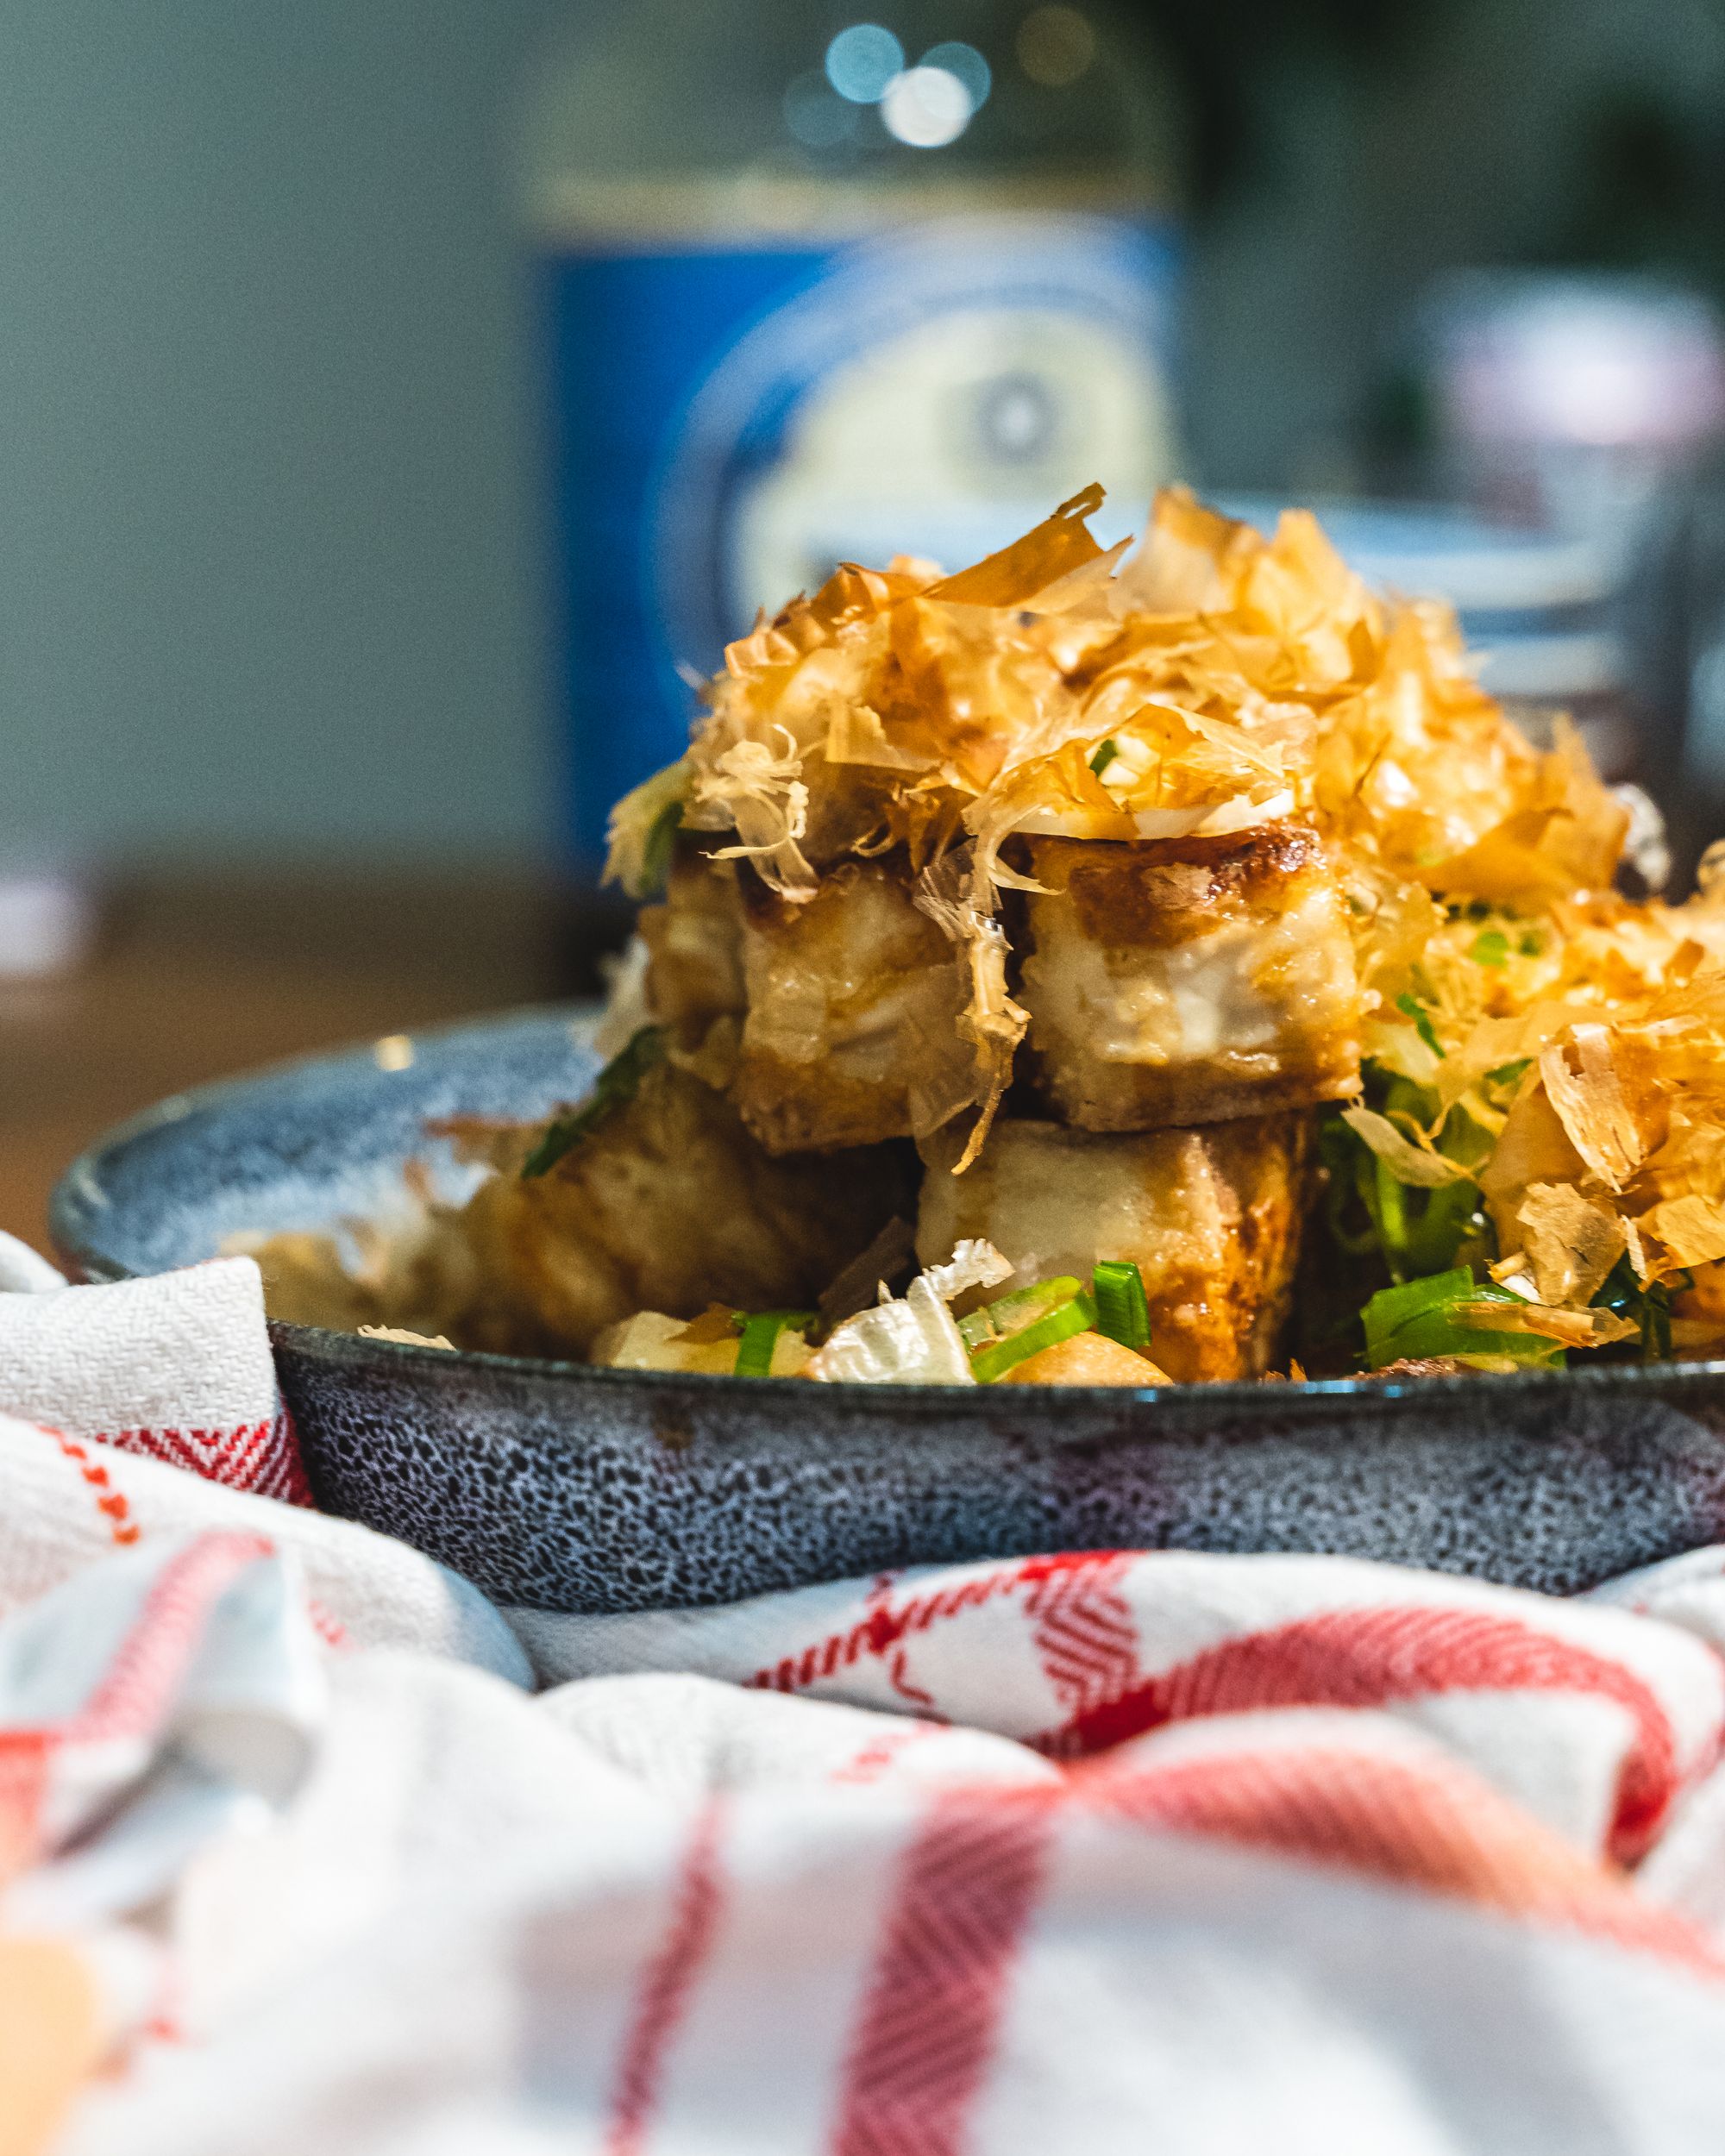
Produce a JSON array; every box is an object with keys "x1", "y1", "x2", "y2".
[{"x1": 47, "y1": 1009, "x2": 1725, "y2": 1425}]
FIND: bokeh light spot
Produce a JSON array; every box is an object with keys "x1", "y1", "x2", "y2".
[
  {"x1": 881, "y1": 66, "x2": 973, "y2": 148},
  {"x1": 825, "y1": 23, "x2": 906, "y2": 103},
  {"x1": 1015, "y1": 5, "x2": 1096, "y2": 87},
  {"x1": 785, "y1": 71, "x2": 860, "y2": 149},
  {"x1": 920, "y1": 41, "x2": 991, "y2": 111}
]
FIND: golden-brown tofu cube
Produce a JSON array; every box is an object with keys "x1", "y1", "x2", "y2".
[
  {"x1": 916, "y1": 1112, "x2": 1314, "y2": 1382},
  {"x1": 732, "y1": 857, "x2": 966, "y2": 1154},
  {"x1": 639, "y1": 850, "x2": 747, "y2": 1050},
  {"x1": 1000, "y1": 1332, "x2": 1173, "y2": 1385},
  {"x1": 1017, "y1": 828, "x2": 1361, "y2": 1131},
  {"x1": 458, "y1": 1057, "x2": 910, "y2": 1359}
]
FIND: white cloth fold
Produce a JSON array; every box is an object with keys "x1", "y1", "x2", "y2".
[
  {"x1": 3, "y1": 1249, "x2": 1725, "y2": 2152},
  {"x1": 0, "y1": 1228, "x2": 69, "y2": 1292},
  {"x1": 0, "y1": 1236, "x2": 305, "y2": 1500}
]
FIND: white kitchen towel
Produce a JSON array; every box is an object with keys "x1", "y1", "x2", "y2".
[
  {"x1": 3, "y1": 1532, "x2": 1720, "y2": 2156},
  {"x1": 0, "y1": 1412, "x2": 528, "y2": 1682},
  {"x1": 6, "y1": 1238, "x2": 1725, "y2": 2150},
  {"x1": 508, "y1": 1545, "x2": 1725, "y2": 1865},
  {"x1": 0, "y1": 1238, "x2": 307, "y2": 1501}
]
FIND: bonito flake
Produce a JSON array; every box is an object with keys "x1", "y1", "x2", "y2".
[
  {"x1": 612, "y1": 483, "x2": 1646, "y2": 1170},
  {"x1": 248, "y1": 485, "x2": 1725, "y2": 1374}
]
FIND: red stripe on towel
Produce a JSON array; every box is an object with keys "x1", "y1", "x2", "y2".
[
  {"x1": 605, "y1": 1800, "x2": 727, "y2": 2155},
  {"x1": 832, "y1": 1789, "x2": 1056, "y2": 2156},
  {"x1": 1042, "y1": 1605, "x2": 1678, "y2": 1860}
]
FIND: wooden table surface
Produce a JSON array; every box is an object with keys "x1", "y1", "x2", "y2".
[{"x1": 0, "y1": 866, "x2": 626, "y2": 1260}]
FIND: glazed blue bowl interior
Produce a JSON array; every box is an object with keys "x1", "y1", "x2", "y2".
[
  {"x1": 55, "y1": 1006, "x2": 603, "y2": 1281},
  {"x1": 49, "y1": 1004, "x2": 1725, "y2": 1613}
]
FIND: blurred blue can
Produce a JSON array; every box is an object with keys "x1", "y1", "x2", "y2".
[{"x1": 518, "y1": 1, "x2": 1188, "y2": 868}]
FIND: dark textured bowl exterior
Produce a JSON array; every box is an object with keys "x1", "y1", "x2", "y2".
[{"x1": 52, "y1": 1006, "x2": 1725, "y2": 1611}]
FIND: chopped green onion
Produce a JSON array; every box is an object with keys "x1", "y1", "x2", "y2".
[
  {"x1": 1092, "y1": 1260, "x2": 1151, "y2": 1350},
  {"x1": 1319, "y1": 1108, "x2": 1383, "y2": 1257},
  {"x1": 980, "y1": 1276, "x2": 1085, "y2": 1334},
  {"x1": 957, "y1": 1278, "x2": 1083, "y2": 1353},
  {"x1": 1642, "y1": 1281, "x2": 1675, "y2": 1363},
  {"x1": 1484, "y1": 1056, "x2": 1531, "y2": 1094},
  {"x1": 957, "y1": 1307, "x2": 995, "y2": 1351},
  {"x1": 1371, "y1": 1152, "x2": 1411, "y2": 1264},
  {"x1": 1362, "y1": 1267, "x2": 1472, "y2": 1356},
  {"x1": 1436, "y1": 1100, "x2": 1496, "y2": 1174},
  {"x1": 1361, "y1": 1267, "x2": 1562, "y2": 1369},
  {"x1": 1320, "y1": 1087, "x2": 1490, "y2": 1284},
  {"x1": 1383, "y1": 1097, "x2": 1495, "y2": 1274},
  {"x1": 970, "y1": 1288, "x2": 1097, "y2": 1382},
  {"x1": 1088, "y1": 738, "x2": 1120, "y2": 779},
  {"x1": 1469, "y1": 929, "x2": 1510, "y2": 968},
  {"x1": 734, "y1": 1309, "x2": 816, "y2": 1378},
  {"x1": 1399, "y1": 1177, "x2": 1487, "y2": 1279},
  {"x1": 1395, "y1": 992, "x2": 1446, "y2": 1060},
  {"x1": 639, "y1": 799, "x2": 683, "y2": 899},
  {"x1": 1592, "y1": 1254, "x2": 1684, "y2": 1363},
  {"x1": 522, "y1": 1027, "x2": 666, "y2": 1178},
  {"x1": 1382, "y1": 1074, "x2": 1440, "y2": 1125},
  {"x1": 1591, "y1": 1253, "x2": 1637, "y2": 1322}
]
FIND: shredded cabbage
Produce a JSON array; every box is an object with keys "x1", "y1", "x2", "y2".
[{"x1": 806, "y1": 1239, "x2": 1011, "y2": 1385}]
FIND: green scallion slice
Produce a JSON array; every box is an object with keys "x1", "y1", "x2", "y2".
[
  {"x1": 1092, "y1": 1259, "x2": 1151, "y2": 1350},
  {"x1": 1468, "y1": 929, "x2": 1509, "y2": 968},
  {"x1": 957, "y1": 1307, "x2": 997, "y2": 1351},
  {"x1": 1395, "y1": 992, "x2": 1446, "y2": 1060},
  {"x1": 969, "y1": 1286, "x2": 1097, "y2": 1382},
  {"x1": 1592, "y1": 1252, "x2": 1683, "y2": 1363},
  {"x1": 733, "y1": 1309, "x2": 816, "y2": 1379},
  {"x1": 639, "y1": 799, "x2": 683, "y2": 899},
  {"x1": 1361, "y1": 1267, "x2": 1562, "y2": 1369},
  {"x1": 1088, "y1": 738, "x2": 1120, "y2": 778},
  {"x1": 522, "y1": 1027, "x2": 666, "y2": 1178},
  {"x1": 982, "y1": 1276, "x2": 1085, "y2": 1333},
  {"x1": 1362, "y1": 1267, "x2": 1472, "y2": 1360}
]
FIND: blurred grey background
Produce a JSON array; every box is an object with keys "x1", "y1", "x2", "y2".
[
  {"x1": 0, "y1": 1, "x2": 551, "y2": 866},
  {"x1": 4, "y1": 0, "x2": 1725, "y2": 867}
]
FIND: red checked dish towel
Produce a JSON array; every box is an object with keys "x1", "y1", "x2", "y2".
[{"x1": 6, "y1": 1242, "x2": 1725, "y2": 2153}]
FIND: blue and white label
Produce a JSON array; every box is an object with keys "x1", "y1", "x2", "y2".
[{"x1": 543, "y1": 212, "x2": 1181, "y2": 863}]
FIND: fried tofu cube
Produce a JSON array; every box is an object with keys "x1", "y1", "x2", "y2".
[
  {"x1": 732, "y1": 857, "x2": 966, "y2": 1154},
  {"x1": 639, "y1": 850, "x2": 747, "y2": 1050},
  {"x1": 1017, "y1": 828, "x2": 1361, "y2": 1131},
  {"x1": 1000, "y1": 1332, "x2": 1172, "y2": 1386},
  {"x1": 916, "y1": 1112, "x2": 1314, "y2": 1382},
  {"x1": 457, "y1": 1058, "x2": 911, "y2": 1359}
]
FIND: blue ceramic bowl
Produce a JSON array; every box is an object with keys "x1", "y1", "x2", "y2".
[{"x1": 51, "y1": 1006, "x2": 1725, "y2": 1611}]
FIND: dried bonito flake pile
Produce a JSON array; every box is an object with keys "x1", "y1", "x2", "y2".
[{"x1": 248, "y1": 487, "x2": 1725, "y2": 1383}]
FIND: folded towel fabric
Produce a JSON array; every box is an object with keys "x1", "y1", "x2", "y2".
[
  {"x1": 0, "y1": 1244, "x2": 307, "y2": 1501},
  {"x1": 4, "y1": 1234, "x2": 1725, "y2": 2154}
]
